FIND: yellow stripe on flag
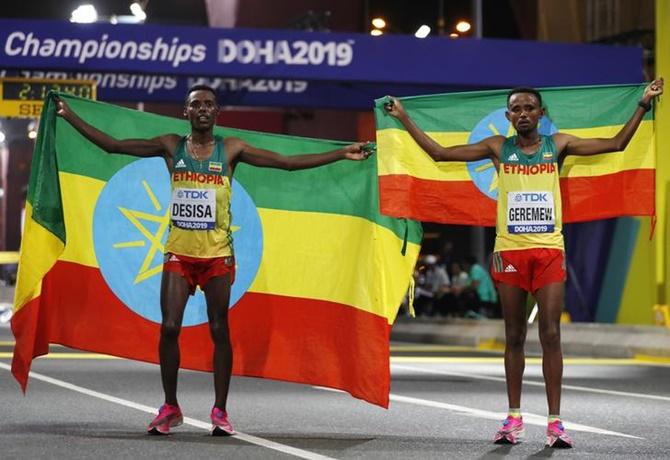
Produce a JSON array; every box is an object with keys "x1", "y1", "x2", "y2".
[
  {"x1": 57, "y1": 172, "x2": 419, "y2": 323},
  {"x1": 251, "y1": 209, "x2": 419, "y2": 323},
  {"x1": 560, "y1": 122, "x2": 654, "y2": 176},
  {"x1": 13, "y1": 203, "x2": 65, "y2": 313},
  {"x1": 378, "y1": 120, "x2": 653, "y2": 181},
  {"x1": 59, "y1": 172, "x2": 105, "y2": 268},
  {"x1": 377, "y1": 129, "x2": 471, "y2": 180}
]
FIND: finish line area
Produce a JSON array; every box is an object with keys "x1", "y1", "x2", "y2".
[
  {"x1": 1, "y1": 5, "x2": 669, "y2": 460},
  {"x1": 2, "y1": 327, "x2": 669, "y2": 459}
]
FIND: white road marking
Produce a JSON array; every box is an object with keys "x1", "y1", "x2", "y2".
[
  {"x1": 393, "y1": 363, "x2": 670, "y2": 402},
  {"x1": 0, "y1": 362, "x2": 335, "y2": 460},
  {"x1": 387, "y1": 393, "x2": 640, "y2": 439},
  {"x1": 315, "y1": 380, "x2": 643, "y2": 440}
]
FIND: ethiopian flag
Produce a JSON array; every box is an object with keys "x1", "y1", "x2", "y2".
[
  {"x1": 376, "y1": 84, "x2": 655, "y2": 225},
  {"x1": 11, "y1": 93, "x2": 421, "y2": 408}
]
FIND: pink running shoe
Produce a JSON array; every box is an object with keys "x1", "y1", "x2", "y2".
[
  {"x1": 147, "y1": 403, "x2": 183, "y2": 435},
  {"x1": 546, "y1": 420, "x2": 574, "y2": 448},
  {"x1": 493, "y1": 416, "x2": 525, "y2": 444},
  {"x1": 211, "y1": 407, "x2": 235, "y2": 436}
]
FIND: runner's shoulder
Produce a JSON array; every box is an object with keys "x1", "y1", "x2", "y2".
[
  {"x1": 156, "y1": 134, "x2": 183, "y2": 155},
  {"x1": 483, "y1": 135, "x2": 506, "y2": 156}
]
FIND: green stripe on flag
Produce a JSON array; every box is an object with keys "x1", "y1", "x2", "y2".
[
  {"x1": 43, "y1": 93, "x2": 422, "y2": 244},
  {"x1": 29, "y1": 95, "x2": 66, "y2": 242},
  {"x1": 375, "y1": 84, "x2": 651, "y2": 132}
]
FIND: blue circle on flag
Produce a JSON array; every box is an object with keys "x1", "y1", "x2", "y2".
[
  {"x1": 466, "y1": 108, "x2": 558, "y2": 199},
  {"x1": 92, "y1": 157, "x2": 263, "y2": 327}
]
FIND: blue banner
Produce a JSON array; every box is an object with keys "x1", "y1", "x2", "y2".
[
  {"x1": 0, "y1": 19, "x2": 643, "y2": 89},
  {"x1": 0, "y1": 68, "x2": 458, "y2": 109}
]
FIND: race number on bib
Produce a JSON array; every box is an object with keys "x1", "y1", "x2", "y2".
[
  {"x1": 171, "y1": 188, "x2": 216, "y2": 230},
  {"x1": 507, "y1": 191, "x2": 554, "y2": 234}
]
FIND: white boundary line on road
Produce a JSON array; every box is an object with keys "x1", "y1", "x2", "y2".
[
  {"x1": 393, "y1": 363, "x2": 670, "y2": 402},
  {"x1": 315, "y1": 384, "x2": 640, "y2": 439},
  {"x1": 387, "y1": 393, "x2": 640, "y2": 439},
  {"x1": 0, "y1": 362, "x2": 335, "y2": 460}
]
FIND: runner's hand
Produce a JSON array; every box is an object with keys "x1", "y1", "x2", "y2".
[
  {"x1": 643, "y1": 78, "x2": 664, "y2": 101},
  {"x1": 383, "y1": 97, "x2": 406, "y2": 118},
  {"x1": 343, "y1": 141, "x2": 375, "y2": 161},
  {"x1": 54, "y1": 96, "x2": 72, "y2": 119}
]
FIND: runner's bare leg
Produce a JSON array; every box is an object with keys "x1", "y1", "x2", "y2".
[
  {"x1": 159, "y1": 271, "x2": 191, "y2": 406},
  {"x1": 534, "y1": 281, "x2": 565, "y2": 415},
  {"x1": 497, "y1": 283, "x2": 528, "y2": 409},
  {"x1": 204, "y1": 274, "x2": 233, "y2": 411}
]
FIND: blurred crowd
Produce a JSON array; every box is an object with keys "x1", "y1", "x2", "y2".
[{"x1": 404, "y1": 242, "x2": 500, "y2": 319}]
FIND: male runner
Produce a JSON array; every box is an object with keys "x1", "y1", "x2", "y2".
[
  {"x1": 385, "y1": 78, "x2": 663, "y2": 447},
  {"x1": 55, "y1": 85, "x2": 373, "y2": 436}
]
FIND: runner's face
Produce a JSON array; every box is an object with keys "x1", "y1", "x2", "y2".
[
  {"x1": 185, "y1": 90, "x2": 219, "y2": 131},
  {"x1": 506, "y1": 93, "x2": 543, "y2": 135}
]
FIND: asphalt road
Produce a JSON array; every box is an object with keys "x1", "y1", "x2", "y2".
[{"x1": 1, "y1": 325, "x2": 669, "y2": 459}]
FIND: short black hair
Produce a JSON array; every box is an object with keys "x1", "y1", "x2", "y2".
[
  {"x1": 507, "y1": 87, "x2": 542, "y2": 108},
  {"x1": 185, "y1": 84, "x2": 217, "y2": 103}
]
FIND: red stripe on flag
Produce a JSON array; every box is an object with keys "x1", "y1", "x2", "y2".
[
  {"x1": 379, "y1": 174, "x2": 496, "y2": 225},
  {"x1": 560, "y1": 169, "x2": 655, "y2": 222},
  {"x1": 379, "y1": 169, "x2": 655, "y2": 225},
  {"x1": 11, "y1": 261, "x2": 391, "y2": 407}
]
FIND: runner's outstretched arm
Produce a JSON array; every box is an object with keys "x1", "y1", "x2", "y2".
[
  {"x1": 55, "y1": 97, "x2": 178, "y2": 160},
  {"x1": 227, "y1": 138, "x2": 373, "y2": 170},
  {"x1": 384, "y1": 96, "x2": 503, "y2": 162},
  {"x1": 555, "y1": 78, "x2": 664, "y2": 158}
]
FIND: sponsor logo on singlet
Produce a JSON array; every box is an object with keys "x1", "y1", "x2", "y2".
[
  {"x1": 507, "y1": 191, "x2": 555, "y2": 233},
  {"x1": 171, "y1": 188, "x2": 216, "y2": 230}
]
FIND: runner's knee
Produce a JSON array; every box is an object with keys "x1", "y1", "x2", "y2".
[
  {"x1": 539, "y1": 324, "x2": 561, "y2": 348},
  {"x1": 505, "y1": 328, "x2": 526, "y2": 348},
  {"x1": 161, "y1": 321, "x2": 181, "y2": 341},
  {"x1": 209, "y1": 320, "x2": 230, "y2": 343}
]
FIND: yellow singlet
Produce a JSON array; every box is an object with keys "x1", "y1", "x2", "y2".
[
  {"x1": 164, "y1": 135, "x2": 234, "y2": 258},
  {"x1": 494, "y1": 135, "x2": 564, "y2": 252}
]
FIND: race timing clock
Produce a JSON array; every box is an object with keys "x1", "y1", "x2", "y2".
[{"x1": 0, "y1": 77, "x2": 97, "y2": 118}]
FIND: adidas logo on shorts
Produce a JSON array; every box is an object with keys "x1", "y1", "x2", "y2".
[
  {"x1": 508, "y1": 153, "x2": 519, "y2": 162},
  {"x1": 504, "y1": 264, "x2": 517, "y2": 273},
  {"x1": 175, "y1": 159, "x2": 186, "y2": 168}
]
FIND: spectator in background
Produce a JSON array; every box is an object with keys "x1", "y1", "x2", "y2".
[
  {"x1": 413, "y1": 254, "x2": 450, "y2": 316},
  {"x1": 463, "y1": 255, "x2": 499, "y2": 318},
  {"x1": 450, "y1": 261, "x2": 470, "y2": 290},
  {"x1": 443, "y1": 260, "x2": 472, "y2": 317},
  {"x1": 439, "y1": 240, "x2": 455, "y2": 276}
]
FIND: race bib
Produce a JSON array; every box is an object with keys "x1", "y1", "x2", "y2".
[
  {"x1": 507, "y1": 191, "x2": 554, "y2": 234},
  {"x1": 171, "y1": 188, "x2": 216, "y2": 230}
]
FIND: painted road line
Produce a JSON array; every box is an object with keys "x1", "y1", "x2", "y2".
[
  {"x1": 634, "y1": 354, "x2": 670, "y2": 364},
  {"x1": 393, "y1": 364, "x2": 670, "y2": 402},
  {"x1": 2, "y1": 351, "x2": 667, "y2": 368},
  {"x1": 390, "y1": 356, "x2": 670, "y2": 366},
  {"x1": 0, "y1": 353, "x2": 120, "y2": 359},
  {"x1": 0, "y1": 362, "x2": 335, "y2": 460},
  {"x1": 313, "y1": 385, "x2": 640, "y2": 439},
  {"x1": 390, "y1": 345, "x2": 502, "y2": 353},
  {"x1": 0, "y1": 341, "x2": 64, "y2": 348},
  {"x1": 387, "y1": 394, "x2": 641, "y2": 439}
]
